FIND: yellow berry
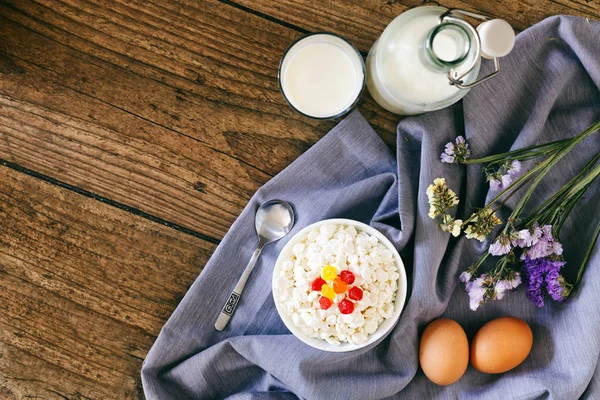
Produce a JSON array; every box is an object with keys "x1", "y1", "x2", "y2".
[
  {"x1": 321, "y1": 265, "x2": 338, "y2": 281},
  {"x1": 321, "y1": 284, "x2": 336, "y2": 300}
]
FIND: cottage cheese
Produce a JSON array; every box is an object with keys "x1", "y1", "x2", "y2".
[{"x1": 274, "y1": 223, "x2": 400, "y2": 345}]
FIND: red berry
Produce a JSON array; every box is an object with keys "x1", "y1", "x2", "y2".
[
  {"x1": 319, "y1": 296, "x2": 332, "y2": 310},
  {"x1": 339, "y1": 270, "x2": 355, "y2": 284},
  {"x1": 348, "y1": 286, "x2": 363, "y2": 301},
  {"x1": 338, "y1": 299, "x2": 355, "y2": 314},
  {"x1": 311, "y1": 277, "x2": 326, "y2": 291}
]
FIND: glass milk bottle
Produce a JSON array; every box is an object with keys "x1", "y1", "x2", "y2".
[{"x1": 366, "y1": 7, "x2": 515, "y2": 115}]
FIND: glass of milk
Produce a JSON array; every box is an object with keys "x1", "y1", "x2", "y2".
[{"x1": 278, "y1": 33, "x2": 365, "y2": 119}]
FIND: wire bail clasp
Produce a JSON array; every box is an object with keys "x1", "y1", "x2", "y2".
[{"x1": 439, "y1": 9, "x2": 503, "y2": 90}]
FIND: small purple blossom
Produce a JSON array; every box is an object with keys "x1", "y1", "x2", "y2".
[
  {"x1": 486, "y1": 160, "x2": 522, "y2": 191},
  {"x1": 487, "y1": 174, "x2": 512, "y2": 191},
  {"x1": 512, "y1": 229, "x2": 534, "y2": 248},
  {"x1": 507, "y1": 160, "x2": 521, "y2": 176},
  {"x1": 467, "y1": 276, "x2": 487, "y2": 310},
  {"x1": 518, "y1": 225, "x2": 563, "y2": 260},
  {"x1": 546, "y1": 275, "x2": 569, "y2": 302},
  {"x1": 505, "y1": 273, "x2": 522, "y2": 289},
  {"x1": 494, "y1": 280, "x2": 509, "y2": 300},
  {"x1": 489, "y1": 235, "x2": 512, "y2": 256},
  {"x1": 489, "y1": 178, "x2": 501, "y2": 191},
  {"x1": 523, "y1": 256, "x2": 568, "y2": 307},
  {"x1": 460, "y1": 270, "x2": 521, "y2": 310},
  {"x1": 459, "y1": 270, "x2": 472, "y2": 283},
  {"x1": 440, "y1": 136, "x2": 470, "y2": 164},
  {"x1": 494, "y1": 272, "x2": 522, "y2": 300},
  {"x1": 440, "y1": 153, "x2": 455, "y2": 163}
]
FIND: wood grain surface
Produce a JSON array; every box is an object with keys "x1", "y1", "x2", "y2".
[
  {"x1": 0, "y1": 165, "x2": 215, "y2": 398},
  {"x1": 0, "y1": 0, "x2": 598, "y2": 398}
]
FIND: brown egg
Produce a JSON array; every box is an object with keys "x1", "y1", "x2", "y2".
[
  {"x1": 419, "y1": 318, "x2": 469, "y2": 386},
  {"x1": 471, "y1": 316, "x2": 533, "y2": 374}
]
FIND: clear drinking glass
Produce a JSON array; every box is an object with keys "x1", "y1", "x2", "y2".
[{"x1": 278, "y1": 33, "x2": 366, "y2": 120}]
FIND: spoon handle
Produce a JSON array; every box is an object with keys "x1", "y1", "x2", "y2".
[{"x1": 215, "y1": 246, "x2": 263, "y2": 331}]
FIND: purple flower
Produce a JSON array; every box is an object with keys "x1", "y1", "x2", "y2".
[
  {"x1": 489, "y1": 235, "x2": 512, "y2": 256},
  {"x1": 487, "y1": 173, "x2": 513, "y2": 191},
  {"x1": 461, "y1": 270, "x2": 521, "y2": 310},
  {"x1": 486, "y1": 160, "x2": 521, "y2": 191},
  {"x1": 440, "y1": 136, "x2": 470, "y2": 164},
  {"x1": 523, "y1": 258, "x2": 546, "y2": 307},
  {"x1": 512, "y1": 229, "x2": 534, "y2": 248},
  {"x1": 467, "y1": 276, "x2": 487, "y2": 310},
  {"x1": 532, "y1": 226, "x2": 544, "y2": 242},
  {"x1": 523, "y1": 256, "x2": 568, "y2": 307},
  {"x1": 542, "y1": 225, "x2": 552, "y2": 237},
  {"x1": 440, "y1": 153, "x2": 455, "y2": 163},
  {"x1": 489, "y1": 178, "x2": 501, "y2": 191},
  {"x1": 506, "y1": 273, "x2": 522, "y2": 289},
  {"x1": 494, "y1": 280, "x2": 509, "y2": 300},
  {"x1": 495, "y1": 272, "x2": 522, "y2": 301},
  {"x1": 501, "y1": 174, "x2": 512, "y2": 188},
  {"x1": 459, "y1": 270, "x2": 472, "y2": 283},
  {"x1": 552, "y1": 241, "x2": 563, "y2": 256},
  {"x1": 546, "y1": 274, "x2": 569, "y2": 302},
  {"x1": 507, "y1": 160, "x2": 521, "y2": 176},
  {"x1": 520, "y1": 225, "x2": 563, "y2": 260}
]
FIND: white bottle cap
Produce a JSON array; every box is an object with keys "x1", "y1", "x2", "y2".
[{"x1": 477, "y1": 19, "x2": 515, "y2": 59}]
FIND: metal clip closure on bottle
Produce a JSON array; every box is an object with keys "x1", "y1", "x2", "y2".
[{"x1": 429, "y1": 9, "x2": 515, "y2": 89}]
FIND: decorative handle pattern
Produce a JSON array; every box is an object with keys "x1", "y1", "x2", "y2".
[
  {"x1": 222, "y1": 292, "x2": 240, "y2": 316},
  {"x1": 215, "y1": 246, "x2": 263, "y2": 331}
]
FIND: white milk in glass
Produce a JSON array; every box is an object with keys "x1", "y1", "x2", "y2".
[{"x1": 279, "y1": 34, "x2": 364, "y2": 119}]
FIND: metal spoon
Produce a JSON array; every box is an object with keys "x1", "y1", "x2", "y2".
[{"x1": 215, "y1": 200, "x2": 295, "y2": 331}]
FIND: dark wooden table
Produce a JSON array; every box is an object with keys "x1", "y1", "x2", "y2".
[{"x1": 1, "y1": 0, "x2": 598, "y2": 398}]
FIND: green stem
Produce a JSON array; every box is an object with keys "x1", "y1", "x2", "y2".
[
  {"x1": 558, "y1": 163, "x2": 600, "y2": 204},
  {"x1": 555, "y1": 180, "x2": 595, "y2": 233},
  {"x1": 461, "y1": 165, "x2": 539, "y2": 226},
  {"x1": 573, "y1": 220, "x2": 600, "y2": 288},
  {"x1": 495, "y1": 120, "x2": 600, "y2": 235},
  {"x1": 551, "y1": 164, "x2": 600, "y2": 233},
  {"x1": 462, "y1": 138, "x2": 573, "y2": 165},
  {"x1": 490, "y1": 256, "x2": 509, "y2": 276},
  {"x1": 488, "y1": 175, "x2": 533, "y2": 216},
  {"x1": 471, "y1": 252, "x2": 491, "y2": 275},
  {"x1": 522, "y1": 152, "x2": 600, "y2": 227}
]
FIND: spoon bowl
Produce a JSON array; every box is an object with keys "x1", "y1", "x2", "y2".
[{"x1": 256, "y1": 200, "x2": 295, "y2": 244}]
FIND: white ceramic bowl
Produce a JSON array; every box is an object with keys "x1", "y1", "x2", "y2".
[{"x1": 272, "y1": 218, "x2": 407, "y2": 352}]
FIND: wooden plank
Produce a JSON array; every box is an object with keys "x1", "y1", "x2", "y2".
[
  {"x1": 0, "y1": 165, "x2": 216, "y2": 398},
  {"x1": 232, "y1": 0, "x2": 600, "y2": 53},
  {"x1": 0, "y1": 0, "x2": 398, "y2": 241}
]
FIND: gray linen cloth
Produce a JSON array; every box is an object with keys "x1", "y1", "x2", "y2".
[{"x1": 142, "y1": 16, "x2": 600, "y2": 399}]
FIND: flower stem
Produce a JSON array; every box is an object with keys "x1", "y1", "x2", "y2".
[
  {"x1": 521, "y1": 151, "x2": 600, "y2": 227},
  {"x1": 488, "y1": 174, "x2": 533, "y2": 216},
  {"x1": 490, "y1": 255, "x2": 509, "y2": 276},
  {"x1": 462, "y1": 138, "x2": 572, "y2": 165},
  {"x1": 468, "y1": 120, "x2": 600, "y2": 226},
  {"x1": 573, "y1": 220, "x2": 600, "y2": 289},
  {"x1": 555, "y1": 180, "x2": 595, "y2": 233},
  {"x1": 471, "y1": 251, "x2": 490, "y2": 275},
  {"x1": 506, "y1": 120, "x2": 600, "y2": 229}
]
